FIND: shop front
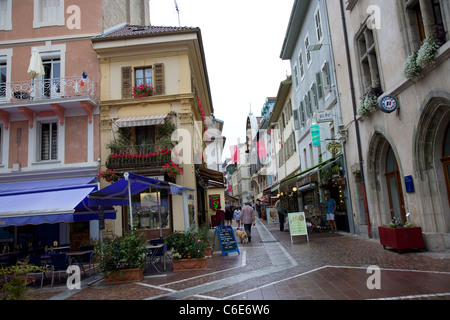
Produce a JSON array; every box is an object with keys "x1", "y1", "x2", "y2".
[{"x1": 0, "y1": 177, "x2": 116, "y2": 258}]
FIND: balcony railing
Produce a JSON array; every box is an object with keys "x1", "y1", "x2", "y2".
[
  {"x1": 106, "y1": 143, "x2": 174, "y2": 170},
  {"x1": 0, "y1": 76, "x2": 98, "y2": 103}
]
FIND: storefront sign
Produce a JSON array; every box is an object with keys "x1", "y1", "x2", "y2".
[
  {"x1": 326, "y1": 141, "x2": 343, "y2": 155},
  {"x1": 209, "y1": 194, "x2": 221, "y2": 212},
  {"x1": 311, "y1": 124, "x2": 321, "y2": 146},
  {"x1": 379, "y1": 95, "x2": 398, "y2": 113},
  {"x1": 288, "y1": 212, "x2": 309, "y2": 243},
  {"x1": 317, "y1": 110, "x2": 333, "y2": 123}
]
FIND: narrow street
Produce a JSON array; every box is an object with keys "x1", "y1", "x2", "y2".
[{"x1": 38, "y1": 218, "x2": 450, "y2": 301}]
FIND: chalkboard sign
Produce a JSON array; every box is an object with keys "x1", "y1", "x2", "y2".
[{"x1": 216, "y1": 226, "x2": 240, "y2": 256}]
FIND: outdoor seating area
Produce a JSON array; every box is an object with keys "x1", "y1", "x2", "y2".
[
  {"x1": 145, "y1": 238, "x2": 171, "y2": 274},
  {"x1": 0, "y1": 242, "x2": 96, "y2": 291}
]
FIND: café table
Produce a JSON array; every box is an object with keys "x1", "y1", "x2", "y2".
[
  {"x1": 67, "y1": 250, "x2": 93, "y2": 275},
  {"x1": 145, "y1": 243, "x2": 164, "y2": 273}
]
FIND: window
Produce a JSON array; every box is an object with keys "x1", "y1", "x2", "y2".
[
  {"x1": 310, "y1": 84, "x2": 318, "y2": 111},
  {"x1": 293, "y1": 65, "x2": 299, "y2": 89},
  {"x1": 321, "y1": 61, "x2": 332, "y2": 97},
  {"x1": 305, "y1": 35, "x2": 312, "y2": 66},
  {"x1": 132, "y1": 188, "x2": 171, "y2": 231},
  {"x1": 0, "y1": 62, "x2": 6, "y2": 98},
  {"x1": 42, "y1": 58, "x2": 61, "y2": 98},
  {"x1": 39, "y1": 122, "x2": 58, "y2": 161},
  {"x1": 33, "y1": 0, "x2": 65, "y2": 28},
  {"x1": 300, "y1": 101, "x2": 306, "y2": 126},
  {"x1": 135, "y1": 67, "x2": 153, "y2": 87},
  {"x1": 357, "y1": 26, "x2": 380, "y2": 93},
  {"x1": 299, "y1": 50, "x2": 305, "y2": 79},
  {"x1": 314, "y1": 6, "x2": 323, "y2": 42},
  {"x1": 385, "y1": 146, "x2": 406, "y2": 222},
  {"x1": 442, "y1": 124, "x2": 450, "y2": 206},
  {"x1": 316, "y1": 72, "x2": 324, "y2": 99},
  {"x1": 0, "y1": 0, "x2": 12, "y2": 31}
]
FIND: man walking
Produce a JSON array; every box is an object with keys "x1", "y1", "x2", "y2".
[
  {"x1": 275, "y1": 197, "x2": 286, "y2": 231},
  {"x1": 241, "y1": 203, "x2": 255, "y2": 242},
  {"x1": 325, "y1": 193, "x2": 337, "y2": 232}
]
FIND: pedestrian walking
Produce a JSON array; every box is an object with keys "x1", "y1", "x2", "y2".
[
  {"x1": 275, "y1": 197, "x2": 287, "y2": 231},
  {"x1": 216, "y1": 206, "x2": 225, "y2": 226},
  {"x1": 233, "y1": 206, "x2": 242, "y2": 229},
  {"x1": 325, "y1": 193, "x2": 337, "y2": 232},
  {"x1": 225, "y1": 206, "x2": 233, "y2": 226},
  {"x1": 240, "y1": 203, "x2": 255, "y2": 242}
]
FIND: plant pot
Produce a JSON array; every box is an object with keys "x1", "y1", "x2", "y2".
[
  {"x1": 167, "y1": 171, "x2": 176, "y2": 178},
  {"x1": 172, "y1": 257, "x2": 207, "y2": 272},
  {"x1": 104, "y1": 268, "x2": 144, "y2": 285},
  {"x1": 204, "y1": 246, "x2": 212, "y2": 258},
  {"x1": 378, "y1": 226, "x2": 424, "y2": 253}
]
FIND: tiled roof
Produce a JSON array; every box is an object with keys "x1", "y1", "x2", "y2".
[{"x1": 94, "y1": 24, "x2": 199, "y2": 41}]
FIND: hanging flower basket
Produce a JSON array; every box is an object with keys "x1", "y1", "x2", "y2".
[
  {"x1": 98, "y1": 169, "x2": 120, "y2": 182},
  {"x1": 162, "y1": 160, "x2": 184, "y2": 176}
]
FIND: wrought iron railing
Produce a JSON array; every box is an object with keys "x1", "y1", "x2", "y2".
[
  {"x1": 0, "y1": 76, "x2": 98, "y2": 103},
  {"x1": 106, "y1": 143, "x2": 174, "y2": 169}
]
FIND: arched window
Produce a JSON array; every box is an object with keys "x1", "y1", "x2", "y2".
[
  {"x1": 442, "y1": 125, "x2": 450, "y2": 205},
  {"x1": 385, "y1": 146, "x2": 406, "y2": 222}
]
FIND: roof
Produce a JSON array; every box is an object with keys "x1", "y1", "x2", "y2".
[{"x1": 93, "y1": 24, "x2": 199, "y2": 41}]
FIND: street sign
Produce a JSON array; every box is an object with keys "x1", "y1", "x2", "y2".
[{"x1": 317, "y1": 110, "x2": 333, "y2": 122}]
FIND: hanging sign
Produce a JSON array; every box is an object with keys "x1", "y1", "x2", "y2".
[
  {"x1": 317, "y1": 110, "x2": 333, "y2": 123},
  {"x1": 326, "y1": 141, "x2": 343, "y2": 155},
  {"x1": 310, "y1": 124, "x2": 321, "y2": 146},
  {"x1": 209, "y1": 194, "x2": 221, "y2": 212},
  {"x1": 288, "y1": 212, "x2": 309, "y2": 243},
  {"x1": 379, "y1": 95, "x2": 398, "y2": 113}
]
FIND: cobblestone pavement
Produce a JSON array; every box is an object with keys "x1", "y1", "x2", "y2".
[{"x1": 32, "y1": 218, "x2": 450, "y2": 301}]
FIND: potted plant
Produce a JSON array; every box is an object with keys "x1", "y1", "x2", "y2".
[
  {"x1": 95, "y1": 230, "x2": 147, "y2": 284},
  {"x1": 198, "y1": 225, "x2": 214, "y2": 258},
  {"x1": 378, "y1": 217, "x2": 424, "y2": 253},
  {"x1": 416, "y1": 37, "x2": 441, "y2": 69},
  {"x1": 162, "y1": 160, "x2": 184, "y2": 178},
  {"x1": 357, "y1": 83, "x2": 383, "y2": 118},
  {"x1": 165, "y1": 227, "x2": 209, "y2": 272},
  {"x1": 0, "y1": 261, "x2": 46, "y2": 300},
  {"x1": 132, "y1": 84, "x2": 155, "y2": 97},
  {"x1": 98, "y1": 169, "x2": 120, "y2": 183},
  {"x1": 402, "y1": 51, "x2": 422, "y2": 80}
]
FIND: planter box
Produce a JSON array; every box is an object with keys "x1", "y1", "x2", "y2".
[
  {"x1": 204, "y1": 246, "x2": 212, "y2": 258},
  {"x1": 104, "y1": 268, "x2": 144, "y2": 285},
  {"x1": 173, "y1": 257, "x2": 207, "y2": 272},
  {"x1": 378, "y1": 226, "x2": 424, "y2": 253}
]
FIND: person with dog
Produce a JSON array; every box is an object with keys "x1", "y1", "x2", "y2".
[{"x1": 240, "y1": 203, "x2": 255, "y2": 243}]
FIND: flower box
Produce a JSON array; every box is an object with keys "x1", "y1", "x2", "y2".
[
  {"x1": 104, "y1": 267, "x2": 144, "y2": 285},
  {"x1": 378, "y1": 226, "x2": 424, "y2": 253},
  {"x1": 172, "y1": 257, "x2": 207, "y2": 272}
]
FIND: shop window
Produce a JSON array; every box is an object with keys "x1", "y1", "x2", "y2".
[{"x1": 132, "y1": 187, "x2": 171, "y2": 231}]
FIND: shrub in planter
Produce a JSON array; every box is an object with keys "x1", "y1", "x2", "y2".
[
  {"x1": 165, "y1": 227, "x2": 209, "y2": 260},
  {"x1": 95, "y1": 230, "x2": 147, "y2": 283},
  {"x1": 378, "y1": 218, "x2": 424, "y2": 253}
]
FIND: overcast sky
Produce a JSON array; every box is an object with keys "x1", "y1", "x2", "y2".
[{"x1": 149, "y1": 0, "x2": 294, "y2": 159}]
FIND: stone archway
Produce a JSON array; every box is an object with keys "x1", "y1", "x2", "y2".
[
  {"x1": 366, "y1": 132, "x2": 404, "y2": 230},
  {"x1": 413, "y1": 91, "x2": 450, "y2": 236}
]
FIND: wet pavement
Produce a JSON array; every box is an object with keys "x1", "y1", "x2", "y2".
[{"x1": 32, "y1": 218, "x2": 450, "y2": 301}]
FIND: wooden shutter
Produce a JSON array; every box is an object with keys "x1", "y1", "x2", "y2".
[
  {"x1": 154, "y1": 63, "x2": 165, "y2": 95},
  {"x1": 121, "y1": 66, "x2": 132, "y2": 99}
]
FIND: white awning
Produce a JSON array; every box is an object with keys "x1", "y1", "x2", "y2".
[{"x1": 115, "y1": 114, "x2": 167, "y2": 128}]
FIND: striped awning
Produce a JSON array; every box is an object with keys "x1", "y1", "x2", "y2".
[{"x1": 115, "y1": 114, "x2": 167, "y2": 128}]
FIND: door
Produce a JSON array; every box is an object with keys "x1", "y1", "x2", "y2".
[
  {"x1": 42, "y1": 58, "x2": 60, "y2": 98},
  {"x1": 385, "y1": 146, "x2": 406, "y2": 222}
]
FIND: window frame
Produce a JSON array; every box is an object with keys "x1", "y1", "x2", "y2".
[
  {"x1": 356, "y1": 25, "x2": 381, "y2": 94},
  {"x1": 0, "y1": 0, "x2": 12, "y2": 31},
  {"x1": 33, "y1": 0, "x2": 65, "y2": 29},
  {"x1": 134, "y1": 66, "x2": 153, "y2": 88},
  {"x1": 37, "y1": 120, "x2": 59, "y2": 162},
  {"x1": 314, "y1": 5, "x2": 323, "y2": 43}
]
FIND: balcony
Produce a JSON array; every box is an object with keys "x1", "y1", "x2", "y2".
[
  {"x1": 0, "y1": 76, "x2": 98, "y2": 104},
  {"x1": 106, "y1": 143, "x2": 174, "y2": 171}
]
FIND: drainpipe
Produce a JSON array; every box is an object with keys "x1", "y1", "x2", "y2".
[{"x1": 339, "y1": 0, "x2": 372, "y2": 238}]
